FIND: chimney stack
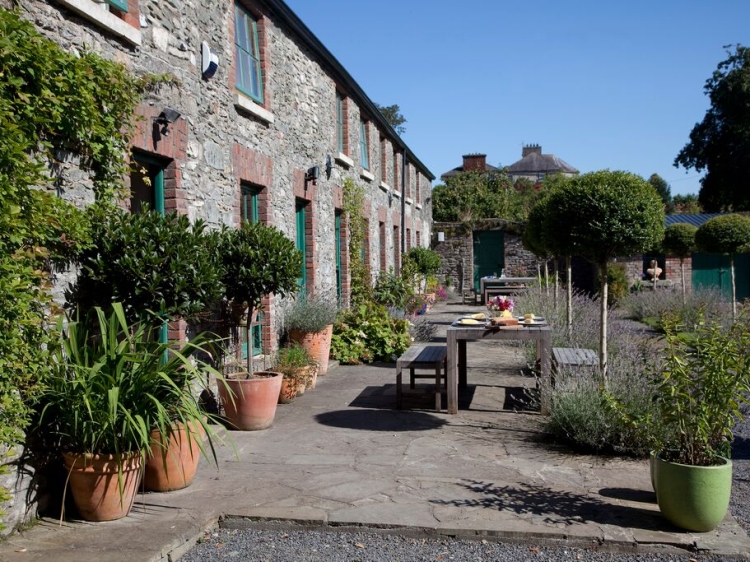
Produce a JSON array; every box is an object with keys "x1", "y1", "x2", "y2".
[
  {"x1": 522, "y1": 144, "x2": 542, "y2": 157},
  {"x1": 462, "y1": 153, "x2": 487, "y2": 172}
]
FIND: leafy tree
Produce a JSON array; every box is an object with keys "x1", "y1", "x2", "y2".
[
  {"x1": 662, "y1": 223, "x2": 697, "y2": 304},
  {"x1": 374, "y1": 103, "x2": 407, "y2": 135},
  {"x1": 695, "y1": 214, "x2": 750, "y2": 318},
  {"x1": 648, "y1": 173, "x2": 673, "y2": 212},
  {"x1": 544, "y1": 171, "x2": 665, "y2": 382},
  {"x1": 674, "y1": 45, "x2": 750, "y2": 212},
  {"x1": 402, "y1": 247, "x2": 441, "y2": 294},
  {"x1": 672, "y1": 194, "x2": 704, "y2": 214}
]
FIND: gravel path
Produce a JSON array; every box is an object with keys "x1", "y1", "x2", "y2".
[
  {"x1": 180, "y1": 526, "x2": 743, "y2": 561},
  {"x1": 730, "y1": 402, "x2": 750, "y2": 534}
]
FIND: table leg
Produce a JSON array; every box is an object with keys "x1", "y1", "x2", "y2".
[
  {"x1": 434, "y1": 363, "x2": 441, "y2": 412},
  {"x1": 447, "y1": 331, "x2": 458, "y2": 414},
  {"x1": 396, "y1": 364, "x2": 403, "y2": 410},
  {"x1": 458, "y1": 340, "x2": 467, "y2": 389}
]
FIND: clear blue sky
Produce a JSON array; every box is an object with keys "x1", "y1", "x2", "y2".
[{"x1": 285, "y1": 0, "x2": 750, "y2": 197}]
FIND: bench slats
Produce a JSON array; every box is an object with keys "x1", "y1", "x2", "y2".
[{"x1": 396, "y1": 344, "x2": 447, "y2": 412}]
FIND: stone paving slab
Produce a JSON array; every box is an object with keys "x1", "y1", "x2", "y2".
[{"x1": 1, "y1": 300, "x2": 749, "y2": 561}]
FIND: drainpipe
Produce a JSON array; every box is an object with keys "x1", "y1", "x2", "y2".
[{"x1": 401, "y1": 151, "x2": 407, "y2": 257}]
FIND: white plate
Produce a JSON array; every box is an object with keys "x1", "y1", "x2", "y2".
[
  {"x1": 517, "y1": 316, "x2": 545, "y2": 322},
  {"x1": 521, "y1": 320, "x2": 546, "y2": 326},
  {"x1": 456, "y1": 318, "x2": 486, "y2": 326},
  {"x1": 461, "y1": 313, "x2": 487, "y2": 320}
]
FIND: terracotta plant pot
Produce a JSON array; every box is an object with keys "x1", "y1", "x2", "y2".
[
  {"x1": 278, "y1": 377, "x2": 298, "y2": 404},
  {"x1": 62, "y1": 451, "x2": 142, "y2": 522},
  {"x1": 143, "y1": 422, "x2": 202, "y2": 492},
  {"x1": 289, "y1": 324, "x2": 333, "y2": 375},
  {"x1": 218, "y1": 371, "x2": 283, "y2": 430}
]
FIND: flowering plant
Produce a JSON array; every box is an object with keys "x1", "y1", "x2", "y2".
[{"x1": 487, "y1": 295, "x2": 514, "y2": 313}]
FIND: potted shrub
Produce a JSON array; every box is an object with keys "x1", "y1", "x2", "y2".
[
  {"x1": 217, "y1": 222, "x2": 302, "y2": 430},
  {"x1": 652, "y1": 316, "x2": 750, "y2": 531},
  {"x1": 37, "y1": 304, "x2": 223, "y2": 521},
  {"x1": 284, "y1": 293, "x2": 338, "y2": 375},
  {"x1": 65, "y1": 208, "x2": 226, "y2": 492},
  {"x1": 273, "y1": 343, "x2": 318, "y2": 403}
]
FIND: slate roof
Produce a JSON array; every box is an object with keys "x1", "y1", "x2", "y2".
[
  {"x1": 440, "y1": 163, "x2": 501, "y2": 180},
  {"x1": 506, "y1": 152, "x2": 578, "y2": 175},
  {"x1": 665, "y1": 214, "x2": 720, "y2": 228}
]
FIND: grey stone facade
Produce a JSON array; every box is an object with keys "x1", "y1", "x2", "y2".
[{"x1": 2, "y1": 0, "x2": 433, "y2": 534}]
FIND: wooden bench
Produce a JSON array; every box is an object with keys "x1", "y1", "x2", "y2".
[
  {"x1": 396, "y1": 344, "x2": 448, "y2": 411},
  {"x1": 552, "y1": 347, "x2": 598, "y2": 385}
]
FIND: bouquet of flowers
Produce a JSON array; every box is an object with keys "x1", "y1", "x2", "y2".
[{"x1": 487, "y1": 295, "x2": 514, "y2": 314}]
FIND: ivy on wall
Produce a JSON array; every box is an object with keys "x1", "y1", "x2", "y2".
[
  {"x1": 342, "y1": 177, "x2": 370, "y2": 305},
  {"x1": 0, "y1": 7, "x2": 152, "y2": 528}
]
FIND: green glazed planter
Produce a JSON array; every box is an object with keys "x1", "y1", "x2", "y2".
[{"x1": 655, "y1": 454, "x2": 732, "y2": 532}]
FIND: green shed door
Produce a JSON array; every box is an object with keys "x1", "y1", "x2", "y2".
[
  {"x1": 473, "y1": 231, "x2": 505, "y2": 291},
  {"x1": 692, "y1": 252, "x2": 750, "y2": 302}
]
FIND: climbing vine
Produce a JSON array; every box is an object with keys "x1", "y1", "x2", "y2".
[
  {"x1": 0, "y1": 7, "x2": 156, "y2": 527},
  {"x1": 342, "y1": 177, "x2": 370, "y2": 305}
]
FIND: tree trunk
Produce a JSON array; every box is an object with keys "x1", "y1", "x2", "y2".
[
  {"x1": 731, "y1": 254, "x2": 737, "y2": 320},
  {"x1": 599, "y1": 262, "x2": 608, "y2": 386},
  {"x1": 246, "y1": 305, "x2": 255, "y2": 374},
  {"x1": 553, "y1": 257, "x2": 559, "y2": 312},
  {"x1": 680, "y1": 257, "x2": 687, "y2": 306},
  {"x1": 566, "y1": 256, "x2": 573, "y2": 335},
  {"x1": 544, "y1": 261, "x2": 549, "y2": 297}
]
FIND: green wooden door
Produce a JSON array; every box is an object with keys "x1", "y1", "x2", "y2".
[
  {"x1": 296, "y1": 200, "x2": 307, "y2": 294},
  {"x1": 472, "y1": 231, "x2": 505, "y2": 291},
  {"x1": 241, "y1": 185, "x2": 262, "y2": 359},
  {"x1": 692, "y1": 252, "x2": 750, "y2": 302},
  {"x1": 335, "y1": 211, "x2": 342, "y2": 301}
]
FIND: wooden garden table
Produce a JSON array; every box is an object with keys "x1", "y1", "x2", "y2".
[{"x1": 446, "y1": 322, "x2": 553, "y2": 415}]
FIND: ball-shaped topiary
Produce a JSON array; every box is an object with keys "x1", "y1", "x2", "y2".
[
  {"x1": 695, "y1": 214, "x2": 750, "y2": 256},
  {"x1": 662, "y1": 222, "x2": 697, "y2": 303}
]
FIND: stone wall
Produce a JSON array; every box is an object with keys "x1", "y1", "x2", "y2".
[
  {"x1": 4, "y1": 0, "x2": 433, "y2": 534},
  {"x1": 431, "y1": 219, "x2": 539, "y2": 292}
]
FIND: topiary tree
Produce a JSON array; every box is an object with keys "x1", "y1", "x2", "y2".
[
  {"x1": 68, "y1": 208, "x2": 225, "y2": 328},
  {"x1": 544, "y1": 171, "x2": 665, "y2": 382},
  {"x1": 695, "y1": 214, "x2": 750, "y2": 318},
  {"x1": 662, "y1": 223, "x2": 697, "y2": 305},
  {"x1": 219, "y1": 221, "x2": 302, "y2": 373}
]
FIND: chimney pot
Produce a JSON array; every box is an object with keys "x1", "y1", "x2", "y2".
[{"x1": 462, "y1": 153, "x2": 487, "y2": 172}]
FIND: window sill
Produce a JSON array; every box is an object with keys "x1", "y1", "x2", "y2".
[
  {"x1": 57, "y1": 0, "x2": 142, "y2": 46},
  {"x1": 335, "y1": 152, "x2": 353, "y2": 168},
  {"x1": 379, "y1": 181, "x2": 391, "y2": 191},
  {"x1": 415, "y1": 204, "x2": 423, "y2": 210},
  {"x1": 235, "y1": 94, "x2": 275, "y2": 125},
  {"x1": 405, "y1": 197, "x2": 414, "y2": 206},
  {"x1": 360, "y1": 169, "x2": 374, "y2": 182},
  {"x1": 393, "y1": 190, "x2": 401, "y2": 199}
]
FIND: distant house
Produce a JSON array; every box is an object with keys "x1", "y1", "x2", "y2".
[
  {"x1": 506, "y1": 144, "x2": 578, "y2": 183},
  {"x1": 440, "y1": 153, "x2": 500, "y2": 181}
]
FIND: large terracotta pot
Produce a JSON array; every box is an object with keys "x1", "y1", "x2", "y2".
[
  {"x1": 289, "y1": 324, "x2": 333, "y2": 375},
  {"x1": 143, "y1": 422, "x2": 202, "y2": 492},
  {"x1": 218, "y1": 371, "x2": 283, "y2": 430},
  {"x1": 655, "y1": 453, "x2": 732, "y2": 532},
  {"x1": 62, "y1": 451, "x2": 142, "y2": 522}
]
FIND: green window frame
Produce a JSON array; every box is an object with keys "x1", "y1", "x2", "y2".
[
  {"x1": 295, "y1": 200, "x2": 307, "y2": 293},
  {"x1": 240, "y1": 183, "x2": 262, "y2": 355},
  {"x1": 234, "y1": 2, "x2": 264, "y2": 103},
  {"x1": 108, "y1": 0, "x2": 128, "y2": 12},
  {"x1": 360, "y1": 120, "x2": 369, "y2": 170},
  {"x1": 336, "y1": 92, "x2": 345, "y2": 153},
  {"x1": 131, "y1": 153, "x2": 165, "y2": 216}
]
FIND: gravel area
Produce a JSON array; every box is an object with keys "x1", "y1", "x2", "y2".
[
  {"x1": 730, "y1": 402, "x2": 750, "y2": 533},
  {"x1": 180, "y1": 527, "x2": 743, "y2": 561}
]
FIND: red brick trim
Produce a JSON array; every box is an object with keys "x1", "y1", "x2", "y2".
[
  {"x1": 133, "y1": 104, "x2": 188, "y2": 161},
  {"x1": 379, "y1": 221, "x2": 386, "y2": 273},
  {"x1": 393, "y1": 149, "x2": 400, "y2": 194},
  {"x1": 232, "y1": 143, "x2": 273, "y2": 226},
  {"x1": 338, "y1": 211, "x2": 350, "y2": 303}
]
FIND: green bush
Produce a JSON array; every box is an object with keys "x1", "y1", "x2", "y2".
[
  {"x1": 598, "y1": 262, "x2": 629, "y2": 307},
  {"x1": 331, "y1": 302, "x2": 411, "y2": 364},
  {"x1": 621, "y1": 286, "x2": 729, "y2": 333},
  {"x1": 373, "y1": 268, "x2": 413, "y2": 309}
]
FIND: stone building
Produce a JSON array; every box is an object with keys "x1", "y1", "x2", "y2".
[
  {"x1": 10, "y1": 0, "x2": 434, "y2": 352},
  {"x1": 506, "y1": 144, "x2": 578, "y2": 184},
  {"x1": 0, "y1": 0, "x2": 433, "y2": 533}
]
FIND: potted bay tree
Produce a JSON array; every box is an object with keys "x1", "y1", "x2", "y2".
[{"x1": 217, "y1": 221, "x2": 302, "y2": 430}]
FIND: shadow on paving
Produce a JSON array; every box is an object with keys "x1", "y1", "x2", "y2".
[
  {"x1": 432, "y1": 480, "x2": 679, "y2": 532},
  {"x1": 314, "y1": 409, "x2": 446, "y2": 431}
]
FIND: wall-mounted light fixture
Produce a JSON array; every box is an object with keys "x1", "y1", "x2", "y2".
[
  {"x1": 325, "y1": 154, "x2": 333, "y2": 179},
  {"x1": 387, "y1": 190, "x2": 393, "y2": 207},
  {"x1": 155, "y1": 108, "x2": 181, "y2": 136},
  {"x1": 201, "y1": 41, "x2": 219, "y2": 79},
  {"x1": 304, "y1": 166, "x2": 320, "y2": 190},
  {"x1": 437, "y1": 231, "x2": 445, "y2": 243}
]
